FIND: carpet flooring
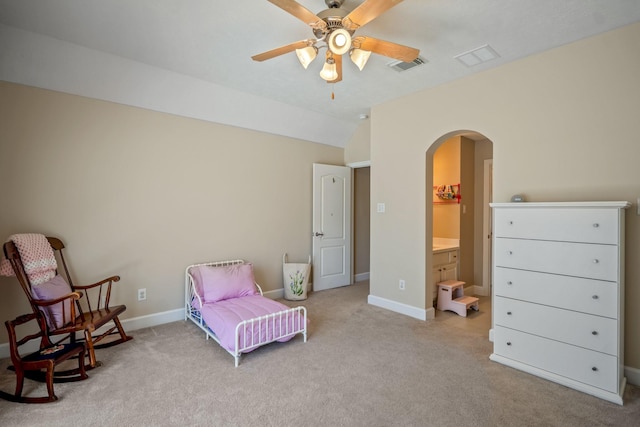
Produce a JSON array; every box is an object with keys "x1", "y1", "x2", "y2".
[{"x1": 1, "y1": 281, "x2": 639, "y2": 426}]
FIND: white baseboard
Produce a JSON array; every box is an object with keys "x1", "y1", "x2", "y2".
[
  {"x1": 0, "y1": 308, "x2": 184, "y2": 359},
  {"x1": 263, "y1": 288, "x2": 284, "y2": 299},
  {"x1": 113, "y1": 308, "x2": 184, "y2": 333},
  {"x1": 367, "y1": 294, "x2": 429, "y2": 321},
  {"x1": 625, "y1": 365, "x2": 640, "y2": 386},
  {"x1": 473, "y1": 285, "x2": 490, "y2": 297},
  {"x1": 354, "y1": 272, "x2": 370, "y2": 283}
]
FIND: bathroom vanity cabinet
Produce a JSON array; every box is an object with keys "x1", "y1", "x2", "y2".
[
  {"x1": 432, "y1": 248, "x2": 458, "y2": 301},
  {"x1": 490, "y1": 201, "x2": 629, "y2": 405}
]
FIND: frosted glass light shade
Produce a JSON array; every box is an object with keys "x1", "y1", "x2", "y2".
[
  {"x1": 295, "y1": 46, "x2": 317, "y2": 69},
  {"x1": 319, "y1": 59, "x2": 338, "y2": 81},
  {"x1": 350, "y1": 48, "x2": 371, "y2": 71}
]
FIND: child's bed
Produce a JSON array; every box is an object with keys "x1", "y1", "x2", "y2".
[{"x1": 185, "y1": 259, "x2": 307, "y2": 367}]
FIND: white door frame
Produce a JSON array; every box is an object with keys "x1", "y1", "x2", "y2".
[{"x1": 479, "y1": 159, "x2": 493, "y2": 296}]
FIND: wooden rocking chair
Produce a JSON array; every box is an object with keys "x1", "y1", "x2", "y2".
[
  {"x1": 0, "y1": 312, "x2": 88, "y2": 403},
  {"x1": 2, "y1": 237, "x2": 133, "y2": 369}
]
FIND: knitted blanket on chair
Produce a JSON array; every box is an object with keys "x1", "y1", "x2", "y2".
[{"x1": 0, "y1": 233, "x2": 57, "y2": 285}]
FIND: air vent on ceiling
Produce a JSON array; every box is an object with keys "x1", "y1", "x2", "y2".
[
  {"x1": 388, "y1": 56, "x2": 427, "y2": 72},
  {"x1": 455, "y1": 44, "x2": 500, "y2": 67}
]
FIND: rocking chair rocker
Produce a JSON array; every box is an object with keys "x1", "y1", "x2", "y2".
[{"x1": 2, "y1": 236, "x2": 132, "y2": 369}]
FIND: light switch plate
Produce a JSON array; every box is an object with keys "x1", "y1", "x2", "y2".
[{"x1": 377, "y1": 203, "x2": 385, "y2": 213}]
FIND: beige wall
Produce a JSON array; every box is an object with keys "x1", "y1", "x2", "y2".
[
  {"x1": 432, "y1": 137, "x2": 460, "y2": 238},
  {"x1": 370, "y1": 22, "x2": 640, "y2": 369},
  {"x1": 353, "y1": 167, "x2": 370, "y2": 277},
  {"x1": 344, "y1": 120, "x2": 371, "y2": 165},
  {"x1": 0, "y1": 81, "x2": 343, "y2": 342}
]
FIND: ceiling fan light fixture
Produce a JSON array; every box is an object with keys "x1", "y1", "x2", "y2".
[
  {"x1": 319, "y1": 57, "x2": 338, "y2": 81},
  {"x1": 295, "y1": 45, "x2": 318, "y2": 69},
  {"x1": 350, "y1": 48, "x2": 372, "y2": 71},
  {"x1": 328, "y1": 28, "x2": 352, "y2": 55}
]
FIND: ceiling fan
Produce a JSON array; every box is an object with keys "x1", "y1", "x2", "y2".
[{"x1": 251, "y1": 0, "x2": 420, "y2": 84}]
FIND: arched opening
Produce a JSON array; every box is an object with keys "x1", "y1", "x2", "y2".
[{"x1": 425, "y1": 131, "x2": 493, "y2": 329}]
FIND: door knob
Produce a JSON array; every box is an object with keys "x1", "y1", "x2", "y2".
[{"x1": 314, "y1": 232, "x2": 324, "y2": 237}]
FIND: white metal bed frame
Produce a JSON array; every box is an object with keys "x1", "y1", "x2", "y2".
[{"x1": 185, "y1": 259, "x2": 307, "y2": 367}]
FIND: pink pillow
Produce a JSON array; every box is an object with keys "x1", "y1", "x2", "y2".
[
  {"x1": 193, "y1": 263, "x2": 258, "y2": 303},
  {"x1": 31, "y1": 274, "x2": 75, "y2": 330},
  {"x1": 188, "y1": 267, "x2": 207, "y2": 303}
]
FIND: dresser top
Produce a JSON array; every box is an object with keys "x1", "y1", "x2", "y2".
[{"x1": 490, "y1": 201, "x2": 630, "y2": 209}]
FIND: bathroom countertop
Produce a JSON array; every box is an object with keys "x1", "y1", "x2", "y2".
[{"x1": 432, "y1": 244, "x2": 459, "y2": 254}]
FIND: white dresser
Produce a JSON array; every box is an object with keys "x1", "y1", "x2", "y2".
[{"x1": 489, "y1": 201, "x2": 629, "y2": 405}]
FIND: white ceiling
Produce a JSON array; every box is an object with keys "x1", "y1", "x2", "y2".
[{"x1": 2, "y1": 0, "x2": 640, "y2": 146}]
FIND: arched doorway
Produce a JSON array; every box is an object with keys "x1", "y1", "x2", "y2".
[{"x1": 425, "y1": 131, "x2": 493, "y2": 326}]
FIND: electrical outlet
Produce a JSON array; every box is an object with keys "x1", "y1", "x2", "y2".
[
  {"x1": 137, "y1": 288, "x2": 147, "y2": 301},
  {"x1": 399, "y1": 279, "x2": 406, "y2": 290}
]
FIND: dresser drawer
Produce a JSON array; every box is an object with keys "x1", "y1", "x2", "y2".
[
  {"x1": 493, "y1": 208, "x2": 619, "y2": 244},
  {"x1": 493, "y1": 326, "x2": 619, "y2": 392},
  {"x1": 494, "y1": 238, "x2": 618, "y2": 281},
  {"x1": 493, "y1": 268, "x2": 618, "y2": 318},
  {"x1": 494, "y1": 297, "x2": 617, "y2": 355}
]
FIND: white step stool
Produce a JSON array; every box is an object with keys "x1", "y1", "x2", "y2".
[{"x1": 437, "y1": 280, "x2": 479, "y2": 317}]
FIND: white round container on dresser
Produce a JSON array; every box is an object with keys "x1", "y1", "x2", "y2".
[{"x1": 489, "y1": 201, "x2": 630, "y2": 405}]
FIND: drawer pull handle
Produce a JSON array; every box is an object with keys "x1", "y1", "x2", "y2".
[
  {"x1": 506, "y1": 341, "x2": 512, "y2": 346},
  {"x1": 507, "y1": 311, "x2": 512, "y2": 315},
  {"x1": 592, "y1": 259, "x2": 599, "y2": 264},
  {"x1": 592, "y1": 331, "x2": 598, "y2": 336},
  {"x1": 592, "y1": 367, "x2": 598, "y2": 372},
  {"x1": 507, "y1": 251, "x2": 513, "y2": 255},
  {"x1": 593, "y1": 223, "x2": 600, "y2": 228},
  {"x1": 592, "y1": 295, "x2": 599, "y2": 300},
  {"x1": 509, "y1": 221, "x2": 513, "y2": 225},
  {"x1": 507, "y1": 281, "x2": 513, "y2": 286}
]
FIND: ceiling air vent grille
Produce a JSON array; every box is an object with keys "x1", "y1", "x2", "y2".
[{"x1": 388, "y1": 56, "x2": 427, "y2": 72}]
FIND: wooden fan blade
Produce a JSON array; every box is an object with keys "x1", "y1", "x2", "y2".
[
  {"x1": 268, "y1": 0, "x2": 327, "y2": 30},
  {"x1": 252, "y1": 40, "x2": 313, "y2": 62},
  {"x1": 356, "y1": 36, "x2": 419, "y2": 62},
  {"x1": 328, "y1": 54, "x2": 343, "y2": 83},
  {"x1": 343, "y1": 0, "x2": 404, "y2": 30}
]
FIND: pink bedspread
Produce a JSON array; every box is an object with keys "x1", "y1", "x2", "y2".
[{"x1": 199, "y1": 295, "x2": 303, "y2": 353}]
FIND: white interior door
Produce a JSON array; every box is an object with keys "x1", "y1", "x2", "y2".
[{"x1": 312, "y1": 163, "x2": 352, "y2": 291}]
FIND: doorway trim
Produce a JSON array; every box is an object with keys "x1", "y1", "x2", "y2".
[{"x1": 478, "y1": 159, "x2": 493, "y2": 296}]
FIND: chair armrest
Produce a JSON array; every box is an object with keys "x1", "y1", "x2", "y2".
[
  {"x1": 32, "y1": 291, "x2": 82, "y2": 307},
  {"x1": 72, "y1": 275, "x2": 121, "y2": 290},
  {"x1": 72, "y1": 276, "x2": 121, "y2": 310}
]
